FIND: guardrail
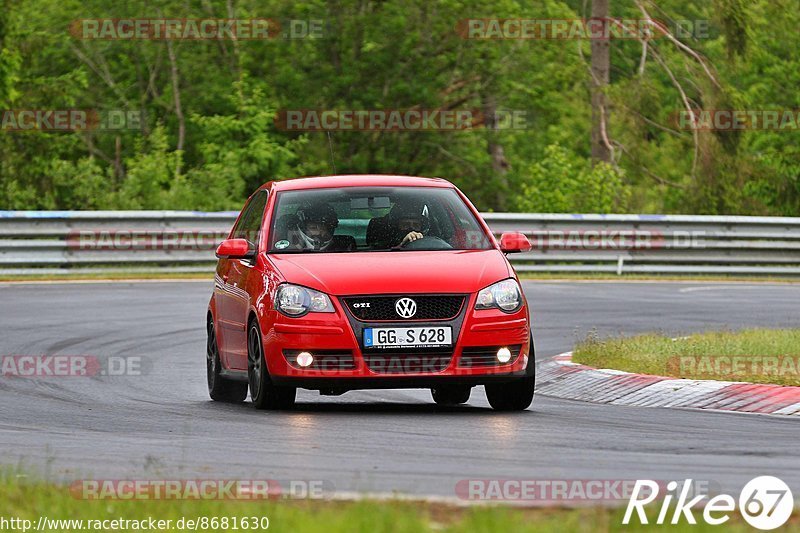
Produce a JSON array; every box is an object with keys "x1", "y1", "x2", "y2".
[{"x1": 1, "y1": 211, "x2": 799, "y2": 276}]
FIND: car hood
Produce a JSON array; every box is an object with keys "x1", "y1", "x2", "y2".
[{"x1": 269, "y1": 250, "x2": 511, "y2": 296}]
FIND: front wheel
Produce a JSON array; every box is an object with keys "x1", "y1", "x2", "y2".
[
  {"x1": 248, "y1": 321, "x2": 296, "y2": 410},
  {"x1": 207, "y1": 317, "x2": 247, "y2": 403},
  {"x1": 485, "y1": 377, "x2": 535, "y2": 411},
  {"x1": 485, "y1": 339, "x2": 535, "y2": 411},
  {"x1": 431, "y1": 385, "x2": 471, "y2": 405}
]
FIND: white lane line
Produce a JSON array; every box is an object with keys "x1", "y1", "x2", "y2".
[{"x1": 677, "y1": 285, "x2": 780, "y2": 293}]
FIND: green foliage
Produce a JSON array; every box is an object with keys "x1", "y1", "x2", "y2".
[
  {"x1": 186, "y1": 84, "x2": 304, "y2": 209},
  {"x1": 0, "y1": 0, "x2": 797, "y2": 217},
  {"x1": 115, "y1": 125, "x2": 183, "y2": 210},
  {"x1": 48, "y1": 157, "x2": 111, "y2": 209},
  {"x1": 515, "y1": 144, "x2": 630, "y2": 213}
]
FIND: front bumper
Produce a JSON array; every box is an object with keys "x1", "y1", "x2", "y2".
[{"x1": 264, "y1": 293, "x2": 532, "y2": 389}]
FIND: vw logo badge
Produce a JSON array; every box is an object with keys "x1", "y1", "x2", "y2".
[{"x1": 395, "y1": 298, "x2": 417, "y2": 319}]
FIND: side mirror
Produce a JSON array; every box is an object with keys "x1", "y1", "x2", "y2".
[
  {"x1": 499, "y1": 232, "x2": 532, "y2": 254},
  {"x1": 216, "y1": 238, "x2": 255, "y2": 260}
]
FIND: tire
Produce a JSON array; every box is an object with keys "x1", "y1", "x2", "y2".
[
  {"x1": 207, "y1": 317, "x2": 247, "y2": 403},
  {"x1": 248, "y1": 320, "x2": 296, "y2": 410},
  {"x1": 431, "y1": 385, "x2": 471, "y2": 405},
  {"x1": 485, "y1": 339, "x2": 536, "y2": 411},
  {"x1": 485, "y1": 377, "x2": 535, "y2": 411}
]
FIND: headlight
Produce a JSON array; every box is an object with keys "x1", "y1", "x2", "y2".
[
  {"x1": 275, "y1": 284, "x2": 335, "y2": 317},
  {"x1": 475, "y1": 279, "x2": 523, "y2": 313}
]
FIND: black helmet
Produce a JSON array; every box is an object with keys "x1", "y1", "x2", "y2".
[
  {"x1": 296, "y1": 202, "x2": 338, "y2": 250},
  {"x1": 297, "y1": 202, "x2": 339, "y2": 230}
]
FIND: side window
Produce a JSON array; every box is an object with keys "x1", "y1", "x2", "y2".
[{"x1": 232, "y1": 191, "x2": 269, "y2": 247}]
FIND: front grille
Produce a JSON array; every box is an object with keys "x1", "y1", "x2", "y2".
[
  {"x1": 343, "y1": 295, "x2": 465, "y2": 321},
  {"x1": 362, "y1": 351, "x2": 452, "y2": 374},
  {"x1": 458, "y1": 345, "x2": 523, "y2": 367},
  {"x1": 283, "y1": 350, "x2": 356, "y2": 371}
]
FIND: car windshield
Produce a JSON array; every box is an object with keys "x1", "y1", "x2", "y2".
[{"x1": 268, "y1": 186, "x2": 493, "y2": 253}]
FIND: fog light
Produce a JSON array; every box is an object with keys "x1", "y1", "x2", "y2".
[
  {"x1": 297, "y1": 352, "x2": 314, "y2": 368},
  {"x1": 496, "y1": 347, "x2": 512, "y2": 363}
]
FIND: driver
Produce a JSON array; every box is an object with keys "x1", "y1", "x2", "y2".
[
  {"x1": 387, "y1": 202, "x2": 429, "y2": 247},
  {"x1": 293, "y1": 202, "x2": 343, "y2": 251}
]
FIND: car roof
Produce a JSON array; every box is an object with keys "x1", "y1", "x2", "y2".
[{"x1": 261, "y1": 174, "x2": 454, "y2": 192}]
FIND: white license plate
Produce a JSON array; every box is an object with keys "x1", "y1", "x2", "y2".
[{"x1": 363, "y1": 327, "x2": 452, "y2": 349}]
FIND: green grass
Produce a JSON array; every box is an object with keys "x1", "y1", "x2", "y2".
[
  {"x1": 574, "y1": 329, "x2": 800, "y2": 386},
  {"x1": 0, "y1": 474, "x2": 794, "y2": 532}
]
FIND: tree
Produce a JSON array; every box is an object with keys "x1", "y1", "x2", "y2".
[{"x1": 590, "y1": 0, "x2": 612, "y2": 164}]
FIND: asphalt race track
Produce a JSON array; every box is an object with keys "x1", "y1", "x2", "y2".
[{"x1": 1, "y1": 280, "x2": 798, "y2": 501}]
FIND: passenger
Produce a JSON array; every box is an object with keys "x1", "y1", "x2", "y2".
[{"x1": 291, "y1": 202, "x2": 355, "y2": 252}]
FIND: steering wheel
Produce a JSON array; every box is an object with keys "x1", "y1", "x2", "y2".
[{"x1": 400, "y1": 236, "x2": 453, "y2": 250}]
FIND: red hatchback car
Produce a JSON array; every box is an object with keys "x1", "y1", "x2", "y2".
[{"x1": 207, "y1": 175, "x2": 535, "y2": 411}]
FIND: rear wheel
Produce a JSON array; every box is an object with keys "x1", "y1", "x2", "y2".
[
  {"x1": 431, "y1": 385, "x2": 471, "y2": 405},
  {"x1": 248, "y1": 321, "x2": 296, "y2": 410},
  {"x1": 207, "y1": 317, "x2": 247, "y2": 403}
]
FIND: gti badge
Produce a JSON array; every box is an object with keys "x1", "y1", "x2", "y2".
[{"x1": 395, "y1": 298, "x2": 417, "y2": 318}]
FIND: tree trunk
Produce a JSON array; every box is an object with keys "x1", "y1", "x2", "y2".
[
  {"x1": 590, "y1": 0, "x2": 612, "y2": 164},
  {"x1": 166, "y1": 40, "x2": 185, "y2": 155},
  {"x1": 482, "y1": 94, "x2": 510, "y2": 211}
]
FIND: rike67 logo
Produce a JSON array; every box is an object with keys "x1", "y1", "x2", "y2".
[{"x1": 624, "y1": 476, "x2": 794, "y2": 530}]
